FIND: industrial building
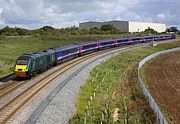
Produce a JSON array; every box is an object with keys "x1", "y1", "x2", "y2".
[{"x1": 79, "y1": 21, "x2": 167, "y2": 33}]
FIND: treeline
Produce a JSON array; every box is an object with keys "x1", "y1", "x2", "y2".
[
  {"x1": 0, "y1": 24, "x2": 178, "y2": 36},
  {"x1": 0, "y1": 25, "x2": 127, "y2": 36}
]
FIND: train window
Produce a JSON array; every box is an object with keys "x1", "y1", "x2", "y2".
[
  {"x1": 83, "y1": 44, "x2": 97, "y2": 49},
  {"x1": 117, "y1": 39, "x2": 128, "y2": 43},
  {"x1": 133, "y1": 38, "x2": 140, "y2": 40},
  {"x1": 61, "y1": 47, "x2": 78, "y2": 55},
  {"x1": 16, "y1": 59, "x2": 28, "y2": 65},
  {"x1": 62, "y1": 50, "x2": 68, "y2": 55},
  {"x1": 145, "y1": 37, "x2": 153, "y2": 39},
  {"x1": 70, "y1": 48, "x2": 78, "y2": 53},
  {"x1": 101, "y1": 41, "x2": 113, "y2": 45},
  {"x1": 117, "y1": 40, "x2": 123, "y2": 42}
]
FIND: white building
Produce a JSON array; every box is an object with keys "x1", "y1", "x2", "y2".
[
  {"x1": 129, "y1": 22, "x2": 166, "y2": 32},
  {"x1": 79, "y1": 21, "x2": 167, "y2": 33}
]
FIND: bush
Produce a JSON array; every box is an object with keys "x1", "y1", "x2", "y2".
[
  {"x1": 143, "y1": 27, "x2": 158, "y2": 34},
  {"x1": 101, "y1": 24, "x2": 115, "y2": 31}
]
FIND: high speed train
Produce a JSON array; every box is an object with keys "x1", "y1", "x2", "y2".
[{"x1": 14, "y1": 34, "x2": 176, "y2": 78}]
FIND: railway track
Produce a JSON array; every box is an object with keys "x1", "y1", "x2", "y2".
[
  {"x1": 0, "y1": 81, "x2": 26, "y2": 99},
  {"x1": 0, "y1": 46, "x2": 125, "y2": 124}
]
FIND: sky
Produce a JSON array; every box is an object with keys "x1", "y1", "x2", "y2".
[{"x1": 0, "y1": 0, "x2": 179, "y2": 29}]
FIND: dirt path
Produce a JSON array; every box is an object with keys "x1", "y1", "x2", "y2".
[{"x1": 144, "y1": 51, "x2": 180, "y2": 123}]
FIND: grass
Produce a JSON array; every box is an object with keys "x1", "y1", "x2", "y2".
[
  {"x1": 0, "y1": 35, "x2": 122, "y2": 77},
  {"x1": 69, "y1": 40, "x2": 180, "y2": 124},
  {"x1": 176, "y1": 35, "x2": 180, "y2": 39}
]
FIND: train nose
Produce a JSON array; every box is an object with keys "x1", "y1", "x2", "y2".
[{"x1": 14, "y1": 65, "x2": 27, "y2": 77}]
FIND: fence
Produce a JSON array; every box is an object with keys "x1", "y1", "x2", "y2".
[{"x1": 138, "y1": 47, "x2": 180, "y2": 124}]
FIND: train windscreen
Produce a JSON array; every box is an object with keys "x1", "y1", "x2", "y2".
[{"x1": 16, "y1": 59, "x2": 28, "y2": 65}]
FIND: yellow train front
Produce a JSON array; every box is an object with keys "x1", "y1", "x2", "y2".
[
  {"x1": 14, "y1": 50, "x2": 56, "y2": 78},
  {"x1": 14, "y1": 54, "x2": 31, "y2": 77}
]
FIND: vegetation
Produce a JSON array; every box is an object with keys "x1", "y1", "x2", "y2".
[
  {"x1": 178, "y1": 32, "x2": 180, "y2": 35},
  {"x1": 0, "y1": 25, "x2": 123, "y2": 36},
  {"x1": 0, "y1": 24, "x2": 170, "y2": 37},
  {"x1": 100, "y1": 24, "x2": 120, "y2": 34},
  {"x1": 70, "y1": 40, "x2": 180, "y2": 124},
  {"x1": 144, "y1": 27, "x2": 158, "y2": 34},
  {"x1": 166, "y1": 27, "x2": 179, "y2": 33}
]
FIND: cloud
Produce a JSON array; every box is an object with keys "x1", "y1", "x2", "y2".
[
  {"x1": 0, "y1": 0, "x2": 179, "y2": 29},
  {"x1": 129, "y1": 0, "x2": 180, "y2": 25},
  {"x1": 157, "y1": 14, "x2": 166, "y2": 19}
]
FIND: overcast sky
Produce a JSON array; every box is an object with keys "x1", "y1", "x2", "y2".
[{"x1": 0, "y1": 0, "x2": 179, "y2": 29}]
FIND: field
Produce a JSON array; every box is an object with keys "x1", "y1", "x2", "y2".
[
  {"x1": 70, "y1": 40, "x2": 180, "y2": 123},
  {"x1": 143, "y1": 51, "x2": 180, "y2": 123},
  {"x1": 177, "y1": 35, "x2": 180, "y2": 39},
  {"x1": 0, "y1": 35, "x2": 122, "y2": 77}
]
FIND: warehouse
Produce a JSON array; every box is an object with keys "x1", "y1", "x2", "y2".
[{"x1": 79, "y1": 21, "x2": 167, "y2": 33}]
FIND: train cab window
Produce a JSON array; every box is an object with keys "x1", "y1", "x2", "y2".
[{"x1": 16, "y1": 59, "x2": 28, "y2": 65}]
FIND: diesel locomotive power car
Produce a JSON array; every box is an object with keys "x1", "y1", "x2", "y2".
[
  {"x1": 14, "y1": 49, "x2": 56, "y2": 77},
  {"x1": 14, "y1": 34, "x2": 176, "y2": 78}
]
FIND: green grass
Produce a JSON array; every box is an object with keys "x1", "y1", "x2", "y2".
[
  {"x1": 69, "y1": 40, "x2": 180, "y2": 124},
  {"x1": 0, "y1": 35, "x2": 122, "y2": 77},
  {"x1": 176, "y1": 35, "x2": 180, "y2": 39}
]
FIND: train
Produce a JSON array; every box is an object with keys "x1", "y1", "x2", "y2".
[{"x1": 14, "y1": 34, "x2": 176, "y2": 78}]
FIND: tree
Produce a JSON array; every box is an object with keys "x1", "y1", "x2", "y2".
[
  {"x1": 0, "y1": 26, "x2": 19, "y2": 36},
  {"x1": 169, "y1": 27, "x2": 178, "y2": 32},
  {"x1": 166, "y1": 28, "x2": 171, "y2": 32},
  {"x1": 70, "y1": 25, "x2": 79, "y2": 30},
  {"x1": 144, "y1": 27, "x2": 158, "y2": 34},
  {"x1": 178, "y1": 31, "x2": 180, "y2": 35},
  {"x1": 90, "y1": 27, "x2": 99, "y2": 30},
  {"x1": 41, "y1": 26, "x2": 55, "y2": 31},
  {"x1": 100, "y1": 24, "x2": 120, "y2": 34},
  {"x1": 101, "y1": 24, "x2": 115, "y2": 31}
]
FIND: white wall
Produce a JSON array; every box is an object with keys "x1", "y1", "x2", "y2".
[{"x1": 129, "y1": 22, "x2": 167, "y2": 33}]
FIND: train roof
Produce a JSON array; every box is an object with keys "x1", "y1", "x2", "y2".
[
  {"x1": 18, "y1": 50, "x2": 53, "y2": 60},
  {"x1": 17, "y1": 53, "x2": 32, "y2": 60}
]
